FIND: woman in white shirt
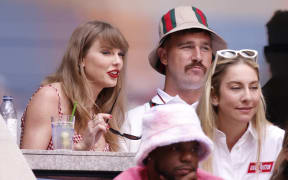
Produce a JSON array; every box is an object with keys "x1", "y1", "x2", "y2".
[{"x1": 197, "y1": 49, "x2": 284, "y2": 180}]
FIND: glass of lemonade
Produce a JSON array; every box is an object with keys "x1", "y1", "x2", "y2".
[{"x1": 51, "y1": 115, "x2": 75, "y2": 150}]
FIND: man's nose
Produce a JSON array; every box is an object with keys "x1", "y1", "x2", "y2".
[
  {"x1": 180, "y1": 150, "x2": 199, "y2": 163},
  {"x1": 192, "y1": 47, "x2": 202, "y2": 62}
]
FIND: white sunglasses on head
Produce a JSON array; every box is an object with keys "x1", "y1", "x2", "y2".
[
  {"x1": 216, "y1": 49, "x2": 258, "y2": 61},
  {"x1": 211, "y1": 49, "x2": 258, "y2": 75}
]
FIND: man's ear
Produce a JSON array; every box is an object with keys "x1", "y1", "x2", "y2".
[
  {"x1": 146, "y1": 154, "x2": 162, "y2": 180},
  {"x1": 157, "y1": 47, "x2": 168, "y2": 66}
]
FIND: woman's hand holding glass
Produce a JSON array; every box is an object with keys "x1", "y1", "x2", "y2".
[{"x1": 75, "y1": 113, "x2": 111, "y2": 150}]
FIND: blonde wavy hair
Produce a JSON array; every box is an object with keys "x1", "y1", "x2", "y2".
[
  {"x1": 197, "y1": 56, "x2": 269, "y2": 172},
  {"x1": 42, "y1": 20, "x2": 129, "y2": 151}
]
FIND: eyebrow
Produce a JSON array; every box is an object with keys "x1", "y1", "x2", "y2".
[
  {"x1": 227, "y1": 80, "x2": 259, "y2": 85},
  {"x1": 177, "y1": 41, "x2": 211, "y2": 47}
]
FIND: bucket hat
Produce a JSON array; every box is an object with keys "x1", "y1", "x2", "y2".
[
  {"x1": 135, "y1": 103, "x2": 213, "y2": 166},
  {"x1": 149, "y1": 6, "x2": 227, "y2": 74}
]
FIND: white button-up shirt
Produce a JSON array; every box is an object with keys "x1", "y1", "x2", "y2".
[
  {"x1": 122, "y1": 88, "x2": 198, "y2": 152},
  {"x1": 212, "y1": 123, "x2": 284, "y2": 180}
]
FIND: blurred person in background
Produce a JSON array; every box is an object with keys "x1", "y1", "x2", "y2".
[
  {"x1": 123, "y1": 5, "x2": 227, "y2": 152},
  {"x1": 115, "y1": 103, "x2": 222, "y2": 180},
  {"x1": 262, "y1": 10, "x2": 288, "y2": 130},
  {"x1": 197, "y1": 49, "x2": 284, "y2": 179},
  {"x1": 20, "y1": 20, "x2": 129, "y2": 151},
  {"x1": 271, "y1": 130, "x2": 288, "y2": 180}
]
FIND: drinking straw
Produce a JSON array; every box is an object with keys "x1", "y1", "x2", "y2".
[{"x1": 70, "y1": 101, "x2": 77, "y2": 122}]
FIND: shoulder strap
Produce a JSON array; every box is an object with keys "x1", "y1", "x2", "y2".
[{"x1": 47, "y1": 84, "x2": 63, "y2": 116}]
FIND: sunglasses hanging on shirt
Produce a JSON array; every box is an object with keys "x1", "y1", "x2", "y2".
[{"x1": 108, "y1": 88, "x2": 142, "y2": 140}]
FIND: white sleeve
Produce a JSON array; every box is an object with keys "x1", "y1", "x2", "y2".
[{"x1": 121, "y1": 103, "x2": 150, "y2": 152}]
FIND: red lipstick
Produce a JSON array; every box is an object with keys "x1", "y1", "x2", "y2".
[{"x1": 107, "y1": 70, "x2": 120, "y2": 78}]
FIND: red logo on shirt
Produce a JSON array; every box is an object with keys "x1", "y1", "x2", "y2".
[{"x1": 247, "y1": 162, "x2": 274, "y2": 173}]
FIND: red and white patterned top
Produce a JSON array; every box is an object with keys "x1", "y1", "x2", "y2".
[{"x1": 20, "y1": 84, "x2": 110, "y2": 151}]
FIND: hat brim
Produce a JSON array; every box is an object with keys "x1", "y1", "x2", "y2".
[
  {"x1": 149, "y1": 22, "x2": 227, "y2": 75},
  {"x1": 135, "y1": 124, "x2": 214, "y2": 166}
]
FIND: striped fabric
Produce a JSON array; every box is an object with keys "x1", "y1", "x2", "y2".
[
  {"x1": 192, "y1": 7, "x2": 208, "y2": 27},
  {"x1": 161, "y1": 8, "x2": 176, "y2": 34},
  {"x1": 160, "y1": 6, "x2": 209, "y2": 35}
]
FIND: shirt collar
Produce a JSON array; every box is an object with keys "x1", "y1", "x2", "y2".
[
  {"x1": 151, "y1": 88, "x2": 198, "y2": 108},
  {"x1": 247, "y1": 122, "x2": 258, "y2": 140},
  {"x1": 215, "y1": 122, "x2": 258, "y2": 141}
]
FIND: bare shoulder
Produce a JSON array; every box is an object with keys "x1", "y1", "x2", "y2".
[
  {"x1": 21, "y1": 84, "x2": 62, "y2": 149},
  {"x1": 32, "y1": 83, "x2": 62, "y2": 102},
  {"x1": 25, "y1": 83, "x2": 63, "y2": 118}
]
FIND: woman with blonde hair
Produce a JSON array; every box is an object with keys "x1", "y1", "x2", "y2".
[
  {"x1": 197, "y1": 49, "x2": 284, "y2": 179},
  {"x1": 20, "y1": 20, "x2": 129, "y2": 151}
]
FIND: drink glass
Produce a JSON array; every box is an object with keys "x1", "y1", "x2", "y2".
[{"x1": 51, "y1": 115, "x2": 75, "y2": 150}]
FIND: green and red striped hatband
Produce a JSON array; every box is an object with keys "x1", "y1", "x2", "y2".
[
  {"x1": 149, "y1": 6, "x2": 227, "y2": 75},
  {"x1": 161, "y1": 7, "x2": 208, "y2": 35}
]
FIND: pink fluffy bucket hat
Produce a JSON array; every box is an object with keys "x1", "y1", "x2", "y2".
[
  {"x1": 149, "y1": 6, "x2": 227, "y2": 75},
  {"x1": 135, "y1": 103, "x2": 213, "y2": 166}
]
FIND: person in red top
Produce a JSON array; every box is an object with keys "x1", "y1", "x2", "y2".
[
  {"x1": 115, "y1": 102, "x2": 223, "y2": 180},
  {"x1": 20, "y1": 20, "x2": 129, "y2": 151}
]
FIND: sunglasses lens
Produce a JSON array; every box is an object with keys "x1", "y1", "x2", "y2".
[
  {"x1": 109, "y1": 128, "x2": 122, "y2": 136},
  {"x1": 220, "y1": 51, "x2": 236, "y2": 58},
  {"x1": 109, "y1": 127, "x2": 141, "y2": 140},
  {"x1": 242, "y1": 50, "x2": 256, "y2": 57},
  {"x1": 123, "y1": 133, "x2": 142, "y2": 140}
]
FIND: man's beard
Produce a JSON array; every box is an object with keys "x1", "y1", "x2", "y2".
[
  {"x1": 180, "y1": 61, "x2": 207, "y2": 90},
  {"x1": 154, "y1": 163, "x2": 176, "y2": 180},
  {"x1": 153, "y1": 162, "x2": 197, "y2": 180},
  {"x1": 178, "y1": 78, "x2": 204, "y2": 90}
]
